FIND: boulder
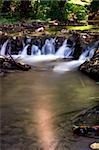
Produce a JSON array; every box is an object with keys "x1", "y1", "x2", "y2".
[{"x1": 80, "y1": 49, "x2": 99, "y2": 81}]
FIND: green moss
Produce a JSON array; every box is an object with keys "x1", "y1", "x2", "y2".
[{"x1": 66, "y1": 25, "x2": 99, "y2": 31}]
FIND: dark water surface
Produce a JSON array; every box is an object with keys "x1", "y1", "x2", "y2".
[{"x1": 1, "y1": 67, "x2": 99, "y2": 150}]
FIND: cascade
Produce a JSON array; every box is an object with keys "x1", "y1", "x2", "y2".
[
  {"x1": 0, "y1": 38, "x2": 98, "y2": 66},
  {"x1": 53, "y1": 41, "x2": 99, "y2": 72},
  {"x1": 55, "y1": 39, "x2": 74, "y2": 58},
  {"x1": 0, "y1": 40, "x2": 9, "y2": 56}
]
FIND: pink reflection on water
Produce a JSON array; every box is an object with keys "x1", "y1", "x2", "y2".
[
  {"x1": 28, "y1": 79, "x2": 56, "y2": 149},
  {"x1": 35, "y1": 101, "x2": 55, "y2": 150},
  {"x1": 35, "y1": 98, "x2": 55, "y2": 150}
]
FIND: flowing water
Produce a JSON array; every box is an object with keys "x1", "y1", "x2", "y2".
[
  {"x1": 1, "y1": 68, "x2": 99, "y2": 150},
  {"x1": 0, "y1": 38, "x2": 98, "y2": 67},
  {"x1": 53, "y1": 40, "x2": 99, "y2": 73},
  {"x1": 0, "y1": 37, "x2": 99, "y2": 150}
]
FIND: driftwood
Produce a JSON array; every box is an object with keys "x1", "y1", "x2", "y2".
[
  {"x1": 72, "y1": 105, "x2": 99, "y2": 138},
  {"x1": 0, "y1": 54, "x2": 31, "y2": 72}
]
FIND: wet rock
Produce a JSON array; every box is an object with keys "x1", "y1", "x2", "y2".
[
  {"x1": 80, "y1": 48, "x2": 99, "y2": 81},
  {"x1": 0, "y1": 56, "x2": 31, "y2": 73},
  {"x1": 35, "y1": 27, "x2": 44, "y2": 32},
  {"x1": 72, "y1": 105, "x2": 99, "y2": 137}
]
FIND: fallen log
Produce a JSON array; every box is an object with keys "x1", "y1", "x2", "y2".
[{"x1": 0, "y1": 54, "x2": 31, "y2": 71}]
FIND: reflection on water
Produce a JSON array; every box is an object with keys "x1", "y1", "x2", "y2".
[
  {"x1": 1, "y1": 69, "x2": 99, "y2": 150},
  {"x1": 33, "y1": 84, "x2": 56, "y2": 150}
]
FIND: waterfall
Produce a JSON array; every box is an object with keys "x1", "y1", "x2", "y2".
[
  {"x1": 79, "y1": 41, "x2": 99, "y2": 60},
  {"x1": 79, "y1": 49, "x2": 89, "y2": 61},
  {"x1": 88, "y1": 48, "x2": 95, "y2": 59},
  {"x1": 50, "y1": 38, "x2": 55, "y2": 54},
  {"x1": 32, "y1": 45, "x2": 41, "y2": 55},
  {"x1": 1, "y1": 37, "x2": 98, "y2": 66},
  {"x1": 0, "y1": 40, "x2": 9, "y2": 56},
  {"x1": 55, "y1": 39, "x2": 67, "y2": 57},
  {"x1": 88, "y1": 41, "x2": 99, "y2": 59},
  {"x1": 53, "y1": 41, "x2": 98, "y2": 73},
  {"x1": 55, "y1": 39, "x2": 73, "y2": 58},
  {"x1": 21, "y1": 45, "x2": 29, "y2": 57},
  {"x1": 42, "y1": 39, "x2": 55, "y2": 55},
  {"x1": 53, "y1": 49, "x2": 88, "y2": 73},
  {"x1": 0, "y1": 38, "x2": 73, "y2": 59}
]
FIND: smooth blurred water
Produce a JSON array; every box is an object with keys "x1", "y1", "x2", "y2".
[
  {"x1": 0, "y1": 40, "x2": 9, "y2": 56},
  {"x1": 1, "y1": 66, "x2": 99, "y2": 150},
  {"x1": 53, "y1": 41, "x2": 98, "y2": 73}
]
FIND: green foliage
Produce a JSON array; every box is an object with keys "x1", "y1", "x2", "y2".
[
  {"x1": 0, "y1": 0, "x2": 92, "y2": 23},
  {"x1": 48, "y1": 0, "x2": 66, "y2": 21},
  {"x1": 64, "y1": 2, "x2": 87, "y2": 21},
  {"x1": 73, "y1": 5, "x2": 87, "y2": 20},
  {"x1": 64, "y1": 3, "x2": 74, "y2": 20},
  {"x1": 49, "y1": 1, "x2": 61, "y2": 20},
  {"x1": 36, "y1": 5, "x2": 50, "y2": 20}
]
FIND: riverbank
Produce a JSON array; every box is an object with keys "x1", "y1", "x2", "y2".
[
  {"x1": 0, "y1": 20, "x2": 99, "y2": 37},
  {"x1": 80, "y1": 49, "x2": 99, "y2": 82}
]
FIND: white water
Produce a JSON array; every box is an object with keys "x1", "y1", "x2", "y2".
[
  {"x1": 21, "y1": 45, "x2": 29, "y2": 57},
  {"x1": 42, "y1": 39, "x2": 55, "y2": 55},
  {"x1": 88, "y1": 48, "x2": 95, "y2": 58},
  {"x1": 79, "y1": 49, "x2": 89, "y2": 60},
  {"x1": 53, "y1": 60, "x2": 85, "y2": 73},
  {"x1": 0, "y1": 38, "x2": 98, "y2": 67},
  {"x1": 18, "y1": 55, "x2": 60, "y2": 65},
  {"x1": 32, "y1": 45, "x2": 41, "y2": 55},
  {"x1": 0, "y1": 40, "x2": 9, "y2": 56},
  {"x1": 53, "y1": 43, "x2": 97, "y2": 73},
  {"x1": 55, "y1": 39, "x2": 73, "y2": 58},
  {"x1": 0, "y1": 38, "x2": 65, "y2": 63}
]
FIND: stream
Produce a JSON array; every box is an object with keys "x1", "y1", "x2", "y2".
[{"x1": 1, "y1": 65, "x2": 99, "y2": 150}]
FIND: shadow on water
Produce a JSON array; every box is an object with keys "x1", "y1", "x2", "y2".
[{"x1": 0, "y1": 68, "x2": 99, "y2": 150}]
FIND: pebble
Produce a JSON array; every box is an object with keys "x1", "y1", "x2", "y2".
[{"x1": 90, "y1": 143, "x2": 99, "y2": 149}]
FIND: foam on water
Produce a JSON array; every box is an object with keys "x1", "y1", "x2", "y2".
[
  {"x1": 0, "y1": 40, "x2": 9, "y2": 56},
  {"x1": 0, "y1": 38, "x2": 98, "y2": 67},
  {"x1": 42, "y1": 39, "x2": 55, "y2": 55},
  {"x1": 53, "y1": 60, "x2": 85, "y2": 73},
  {"x1": 53, "y1": 42, "x2": 98, "y2": 73}
]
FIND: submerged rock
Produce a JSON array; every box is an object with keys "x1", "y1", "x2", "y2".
[{"x1": 72, "y1": 105, "x2": 99, "y2": 137}]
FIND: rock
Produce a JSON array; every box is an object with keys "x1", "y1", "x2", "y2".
[
  {"x1": 0, "y1": 56, "x2": 31, "y2": 71},
  {"x1": 0, "y1": 31, "x2": 3, "y2": 35},
  {"x1": 49, "y1": 20, "x2": 59, "y2": 26},
  {"x1": 35, "y1": 27, "x2": 44, "y2": 32},
  {"x1": 61, "y1": 29, "x2": 68, "y2": 34},
  {"x1": 79, "y1": 49, "x2": 99, "y2": 81},
  {"x1": 3, "y1": 61, "x2": 12, "y2": 69},
  {"x1": 90, "y1": 143, "x2": 99, "y2": 150}
]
